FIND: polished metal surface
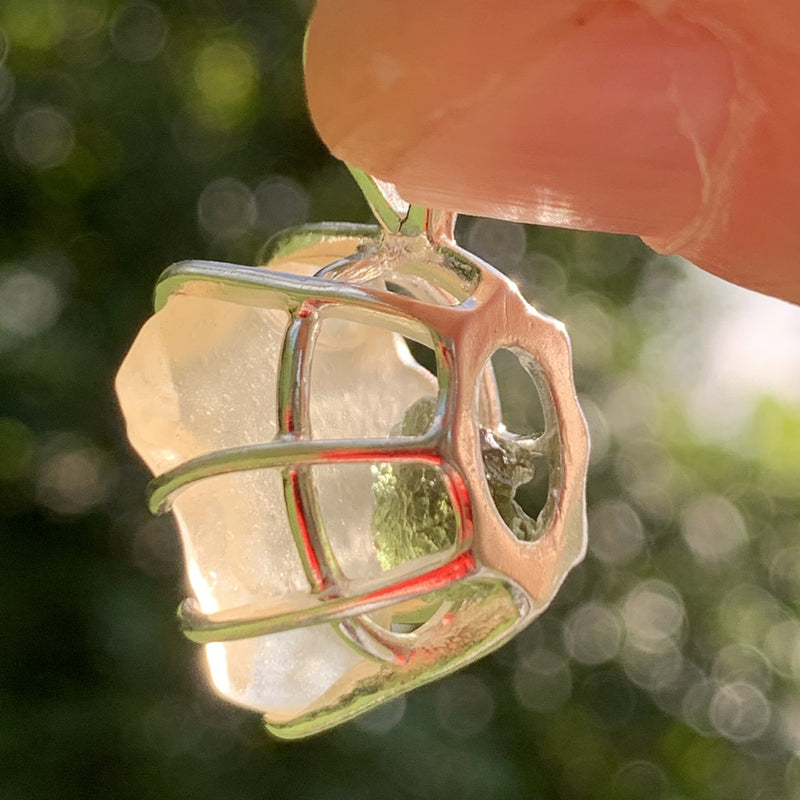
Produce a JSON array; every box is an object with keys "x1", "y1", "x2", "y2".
[{"x1": 118, "y1": 166, "x2": 589, "y2": 738}]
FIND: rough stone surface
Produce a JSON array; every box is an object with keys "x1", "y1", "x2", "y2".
[{"x1": 116, "y1": 267, "x2": 437, "y2": 713}]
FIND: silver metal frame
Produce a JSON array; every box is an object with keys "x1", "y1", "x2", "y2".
[{"x1": 137, "y1": 168, "x2": 589, "y2": 735}]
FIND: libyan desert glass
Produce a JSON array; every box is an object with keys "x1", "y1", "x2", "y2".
[
  {"x1": 115, "y1": 261, "x2": 440, "y2": 711},
  {"x1": 115, "y1": 169, "x2": 589, "y2": 738}
]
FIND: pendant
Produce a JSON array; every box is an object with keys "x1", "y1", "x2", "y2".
[{"x1": 115, "y1": 166, "x2": 589, "y2": 739}]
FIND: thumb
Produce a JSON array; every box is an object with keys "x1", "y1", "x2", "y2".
[{"x1": 305, "y1": 1, "x2": 800, "y2": 304}]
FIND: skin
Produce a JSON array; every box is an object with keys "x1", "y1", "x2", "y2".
[{"x1": 305, "y1": 0, "x2": 800, "y2": 304}]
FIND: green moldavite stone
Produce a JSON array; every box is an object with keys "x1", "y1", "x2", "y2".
[
  {"x1": 372, "y1": 397, "x2": 454, "y2": 570},
  {"x1": 371, "y1": 397, "x2": 540, "y2": 571}
]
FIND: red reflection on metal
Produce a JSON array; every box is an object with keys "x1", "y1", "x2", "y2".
[
  {"x1": 288, "y1": 467, "x2": 326, "y2": 590},
  {"x1": 365, "y1": 550, "x2": 475, "y2": 606},
  {"x1": 315, "y1": 443, "x2": 443, "y2": 467},
  {"x1": 442, "y1": 466, "x2": 473, "y2": 546}
]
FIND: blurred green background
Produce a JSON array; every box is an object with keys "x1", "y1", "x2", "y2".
[{"x1": 2, "y1": 1, "x2": 800, "y2": 798}]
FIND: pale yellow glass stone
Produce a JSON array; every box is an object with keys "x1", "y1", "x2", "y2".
[{"x1": 115, "y1": 263, "x2": 436, "y2": 714}]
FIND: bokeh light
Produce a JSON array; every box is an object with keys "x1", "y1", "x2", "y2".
[
  {"x1": 0, "y1": 267, "x2": 62, "y2": 337},
  {"x1": 13, "y1": 106, "x2": 74, "y2": 170},
  {"x1": 254, "y1": 175, "x2": 309, "y2": 235},
  {"x1": 197, "y1": 176, "x2": 256, "y2": 238},
  {"x1": 110, "y1": 1, "x2": 166, "y2": 62},
  {"x1": 563, "y1": 601, "x2": 623, "y2": 665},
  {"x1": 35, "y1": 434, "x2": 116, "y2": 515},
  {"x1": 1, "y1": 0, "x2": 67, "y2": 51},
  {"x1": 681, "y1": 494, "x2": 748, "y2": 564},
  {"x1": 190, "y1": 38, "x2": 258, "y2": 129},
  {"x1": 352, "y1": 696, "x2": 407, "y2": 735},
  {"x1": 588, "y1": 498, "x2": 645, "y2": 565},
  {"x1": 622, "y1": 579, "x2": 686, "y2": 653}
]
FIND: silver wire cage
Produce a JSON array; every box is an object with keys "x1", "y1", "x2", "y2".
[{"x1": 116, "y1": 173, "x2": 589, "y2": 736}]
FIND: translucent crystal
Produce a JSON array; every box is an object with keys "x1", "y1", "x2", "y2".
[
  {"x1": 115, "y1": 264, "x2": 437, "y2": 715},
  {"x1": 372, "y1": 396, "x2": 456, "y2": 569}
]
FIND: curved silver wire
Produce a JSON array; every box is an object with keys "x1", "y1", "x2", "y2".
[
  {"x1": 178, "y1": 550, "x2": 477, "y2": 644},
  {"x1": 277, "y1": 303, "x2": 342, "y2": 591},
  {"x1": 276, "y1": 292, "x2": 444, "y2": 662},
  {"x1": 148, "y1": 435, "x2": 443, "y2": 514},
  {"x1": 147, "y1": 251, "x2": 480, "y2": 649}
]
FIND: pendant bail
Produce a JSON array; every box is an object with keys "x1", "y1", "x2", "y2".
[{"x1": 346, "y1": 165, "x2": 456, "y2": 246}]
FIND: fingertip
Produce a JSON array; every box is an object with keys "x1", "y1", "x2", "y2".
[
  {"x1": 306, "y1": 0, "x2": 800, "y2": 304},
  {"x1": 306, "y1": 1, "x2": 734, "y2": 241}
]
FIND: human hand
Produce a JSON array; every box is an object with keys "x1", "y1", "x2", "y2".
[{"x1": 305, "y1": 1, "x2": 800, "y2": 304}]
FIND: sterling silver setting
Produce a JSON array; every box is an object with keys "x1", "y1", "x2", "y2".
[{"x1": 116, "y1": 167, "x2": 589, "y2": 738}]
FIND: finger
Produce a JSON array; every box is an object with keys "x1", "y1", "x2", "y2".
[{"x1": 305, "y1": 0, "x2": 800, "y2": 303}]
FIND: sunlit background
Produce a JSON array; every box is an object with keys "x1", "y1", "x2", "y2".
[{"x1": 2, "y1": 2, "x2": 800, "y2": 799}]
